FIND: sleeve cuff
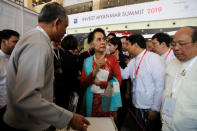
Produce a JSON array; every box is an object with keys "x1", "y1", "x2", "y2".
[
  {"x1": 151, "y1": 105, "x2": 160, "y2": 112},
  {"x1": 54, "y1": 109, "x2": 73, "y2": 129}
]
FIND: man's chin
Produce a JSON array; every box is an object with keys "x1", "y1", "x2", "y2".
[
  {"x1": 175, "y1": 55, "x2": 185, "y2": 61},
  {"x1": 52, "y1": 39, "x2": 61, "y2": 43}
]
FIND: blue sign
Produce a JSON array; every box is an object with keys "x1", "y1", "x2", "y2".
[{"x1": 74, "y1": 18, "x2": 78, "y2": 24}]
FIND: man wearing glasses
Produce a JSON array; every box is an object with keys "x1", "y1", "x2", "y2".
[
  {"x1": 161, "y1": 26, "x2": 197, "y2": 130},
  {"x1": 152, "y1": 33, "x2": 175, "y2": 64}
]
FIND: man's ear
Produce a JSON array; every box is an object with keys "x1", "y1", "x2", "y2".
[
  {"x1": 52, "y1": 18, "x2": 60, "y2": 27},
  {"x1": 161, "y1": 42, "x2": 166, "y2": 47},
  {"x1": 2, "y1": 39, "x2": 8, "y2": 46},
  {"x1": 133, "y1": 42, "x2": 138, "y2": 47},
  {"x1": 56, "y1": 18, "x2": 62, "y2": 26}
]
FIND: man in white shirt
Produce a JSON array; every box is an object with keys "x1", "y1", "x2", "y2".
[
  {"x1": 152, "y1": 33, "x2": 175, "y2": 64},
  {"x1": 161, "y1": 27, "x2": 197, "y2": 130},
  {"x1": 121, "y1": 34, "x2": 165, "y2": 130},
  {"x1": 0, "y1": 29, "x2": 19, "y2": 125}
]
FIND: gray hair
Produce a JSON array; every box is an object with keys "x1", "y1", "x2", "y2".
[{"x1": 38, "y1": 2, "x2": 67, "y2": 23}]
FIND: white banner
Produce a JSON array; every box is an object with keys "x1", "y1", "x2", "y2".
[
  {"x1": 68, "y1": 0, "x2": 197, "y2": 29},
  {"x1": 63, "y1": 0, "x2": 92, "y2": 7}
]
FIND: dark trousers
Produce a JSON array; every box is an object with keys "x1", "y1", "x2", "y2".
[
  {"x1": 135, "y1": 108, "x2": 161, "y2": 131},
  {"x1": 117, "y1": 98, "x2": 132, "y2": 129},
  {"x1": 0, "y1": 106, "x2": 6, "y2": 130},
  {"x1": 0, "y1": 106, "x2": 6, "y2": 119},
  {"x1": 117, "y1": 79, "x2": 132, "y2": 129}
]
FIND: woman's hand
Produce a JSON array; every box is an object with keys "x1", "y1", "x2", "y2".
[
  {"x1": 93, "y1": 77, "x2": 100, "y2": 86},
  {"x1": 92, "y1": 58, "x2": 106, "y2": 77}
]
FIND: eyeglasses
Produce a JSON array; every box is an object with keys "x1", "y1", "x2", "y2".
[{"x1": 171, "y1": 41, "x2": 191, "y2": 47}]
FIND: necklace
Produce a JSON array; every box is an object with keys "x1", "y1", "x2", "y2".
[{"x1": 94, "y1": 54, "x2": 105, "y2": 61}]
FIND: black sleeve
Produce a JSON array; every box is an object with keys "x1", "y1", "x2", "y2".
[{"x1": 119, "y1": 52, "x2": 127, "y2": 69}]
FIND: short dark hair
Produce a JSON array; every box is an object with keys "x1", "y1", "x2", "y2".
[
  {"x1": 0, "y1": 29, "x2": 20, "y2": 45},
  {"x1": 108, "y1": 37, "x2": 122, "y2": 51},
  {"x1": 61, "y1": 35, "x2": 78, "y2": 50},
  {"x1": 120, "y1": 36, "x2": 128, "y2": 39},
  {"x1": 152, "y1": 33, "x2": 172, "y2": 47},
  {"x1": 128, "y1": 34, "x2": 146, "y2": 49},
  {"x1": 38, "y1": 2, "x2": 67, "y2": 23},
  {"x1": 89, "y1": 28, "x2": 106, "y2": 44},
  {"x1": 107, "y1": 32, "x2": 116, "y2": 38},
  {"x1": 87, "y1": 32, "x2": 94, "y2": 44}
]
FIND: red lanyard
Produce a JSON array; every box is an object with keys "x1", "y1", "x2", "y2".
[
  {"x1": 164, "y1": 48, "x2": 172, "y2": 61},
  {"x1": 88, "y1": 49, "x2": 92, "y2": 56},
  {"x1": 88, "y1": 51, "x2": 91, "y2": 56},
  {"x1": 135, "y1": 50, "x2": 147, "y2": 78}
]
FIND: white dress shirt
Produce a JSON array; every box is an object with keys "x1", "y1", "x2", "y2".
[
  {"x1": 161, "y1": 56, "x2": 197, "y2": 131},
  {"x1": 122, "y1": 51, "x2": 130, "y2": 57},
  {"x1": 121, "y1": 50, "x2": 165, "y2": 112},
  {"x1": 0, "y1": 50, "x2": 10, "y2": 108},
  {"x1": 161, "y1": 48, "x2": 175, "y2": 65}
]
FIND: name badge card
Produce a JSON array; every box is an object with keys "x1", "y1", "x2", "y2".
[{"x1": 162, "y1": 97, "x2": 176, "y2": 117}]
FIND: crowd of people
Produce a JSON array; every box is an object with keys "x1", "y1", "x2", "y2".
[{"x1": 0, "y1": 2, "x2": 197, "y2": 131}]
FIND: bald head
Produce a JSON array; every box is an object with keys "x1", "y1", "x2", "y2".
[
  {"x1": 174, "y1": 27, "x2": 195, "y2": 42},
  {"x1": 172, "y1": 27, "x2": 197, "y2": 62}
]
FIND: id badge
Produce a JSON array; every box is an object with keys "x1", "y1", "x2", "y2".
[{"x1": 162, "y1": 97, "x2": 176, "y2": 117}]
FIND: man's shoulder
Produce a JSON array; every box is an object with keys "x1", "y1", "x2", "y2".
[
  {"x1": 127, "y1": 58, "x2": 135, "y2": 67},
  {"x1": 12, "y1": 29, "x2": 51, "y2": 59},
  {"x1": 147, "y1": 51, "x2": 161, "y2": 58},
  {"x1": 63, "y1": 51, "x2": 76, "y2": 59},
  {"x1": 165, "y1": 58, "x2": 180, "y2": 73},
  {"x1": 22, "y1": 29, "x2": 45, "y2": 42},
  {"x1": 167, "y1": 58, "x2": 179, "y2": 67},
  {"x1": 0, "y1": 50, "x2": 4, "y2": 57},
  {"x1": 146, "y1": 51, "x2": 163, "y2": 63},
  {"x1": 18, "y1": 29, "x2": 49, "y2": 49}
]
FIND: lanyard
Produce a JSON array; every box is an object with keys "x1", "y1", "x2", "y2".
[
  {"x1": 88, "y1": 50, "x2": 91, "y2": 56},
  {"x1": 171, "y1": 56, "x2": 197, "y2": 97},
  {"x1": 134, "y1": 50, "x2": 147, "y2": 78},
  {"x1": 165, "y1": 48, "x2": 172, "y2": 61},
  {"x1": 53, "y1": 48, "x2": 61, "y2": 61}
]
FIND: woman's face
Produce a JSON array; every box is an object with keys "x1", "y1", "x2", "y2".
[
  {"x1": 72, "y1": 49, "x2": 79, "y2": 56},
  {"x1": 93, "y1": 32, "x2": 106, "y2": 53},
  {"x1": 108, "y1": 42, "x2": 118, "y2": 54}
]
